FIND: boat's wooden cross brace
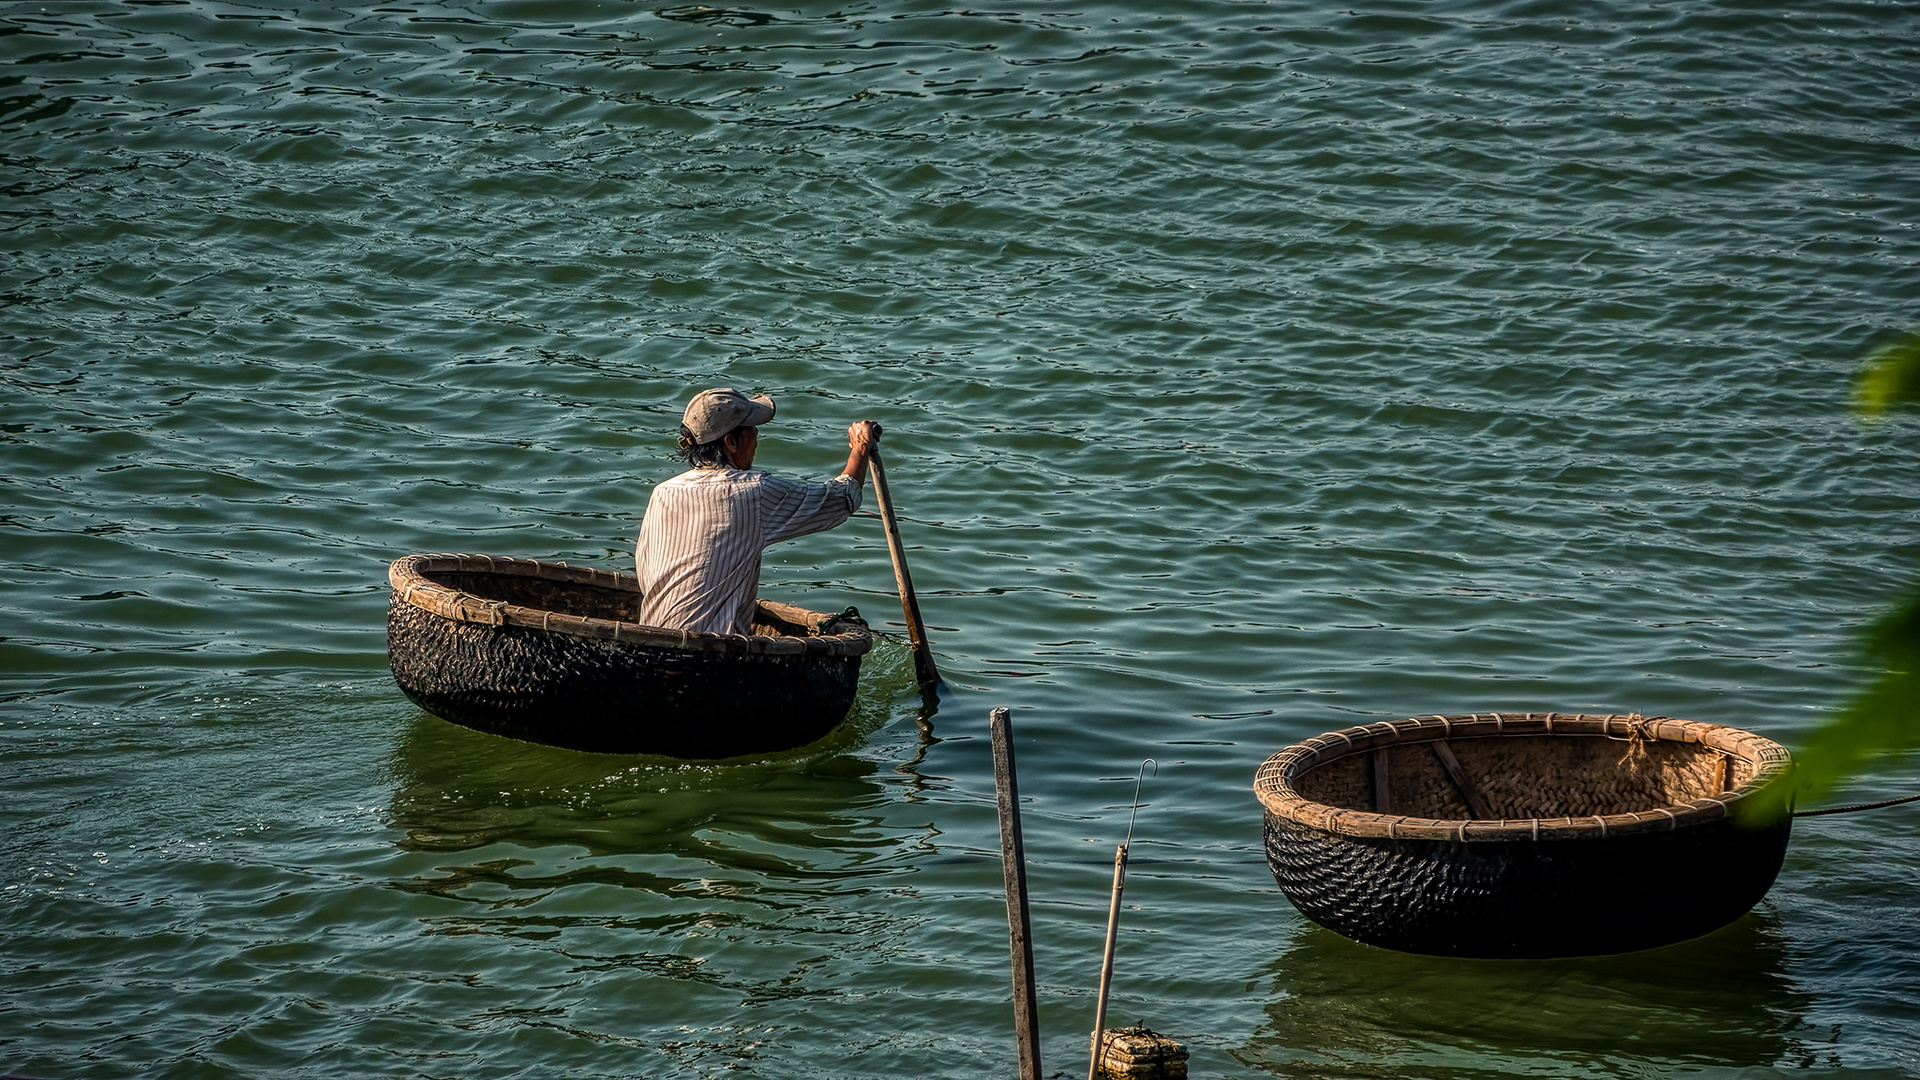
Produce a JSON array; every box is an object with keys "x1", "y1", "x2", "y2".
[{"x1": 1430, "y1": 741, "x2": 1497, "y2": 821}]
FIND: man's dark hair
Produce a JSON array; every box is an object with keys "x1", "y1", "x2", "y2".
[{"x1": 678, "y1": 423, "x2": 731, "y2": 468}]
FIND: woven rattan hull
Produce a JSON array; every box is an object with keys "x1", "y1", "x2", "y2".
[
  {"x1": 387, "y1": 554, "x2": 870, "y2": 757},
  {"x1": 1255, "y1": 714, "x2": 1793, "y2": 958}
]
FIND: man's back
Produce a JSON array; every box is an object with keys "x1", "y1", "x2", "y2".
[{"x1": 635, "y1": 466, "x2": 861, "y2": 635}]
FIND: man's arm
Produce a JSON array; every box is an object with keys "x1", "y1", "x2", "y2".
[{"x1": 756, "y1": 422, "x2": 884, "y2": 547}]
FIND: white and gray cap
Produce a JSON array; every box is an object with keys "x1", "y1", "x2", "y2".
[{"x1": 681, "y1": 387, "x2": 775, "y2": 444}]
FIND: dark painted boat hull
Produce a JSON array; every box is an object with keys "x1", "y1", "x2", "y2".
[{"x1": 1263, "y1": 807, "x2": 1790, "y2": 958}]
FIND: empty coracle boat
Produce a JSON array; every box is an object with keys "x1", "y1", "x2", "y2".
[{"x1": 1254, "y1": 713, "x2": 1793, "y2": 958}]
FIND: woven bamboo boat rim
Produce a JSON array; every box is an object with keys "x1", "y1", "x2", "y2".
[
  {"x1": 1254, "y1": 713, "x2": 1792, "y2": 843},
  {"x1": 388, "y1": 553, "x2": 873, "y2": 658}
]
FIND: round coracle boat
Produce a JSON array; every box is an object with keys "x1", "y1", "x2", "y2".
[
  {"x1": 1254, "y1": 713, "x2": 1793, "y2": 959},
  {"x1": 387, "y1": 554, "x2": 871, "y2": 758}
]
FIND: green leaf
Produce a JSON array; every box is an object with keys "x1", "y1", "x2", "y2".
[{"x1": 1855, "y1": 327, "x2": 1920, "y2": 418}]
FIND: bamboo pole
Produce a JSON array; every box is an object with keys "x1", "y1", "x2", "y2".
[
  {"x1": 991, "y1": 707, "x2": 1042, "y2": 1080},
  {"x1": 1087, "y1": 843, "x2": 1128, "y2": 1080},
  {"x1": 868, "y1": 448, "x2": 941, "y2": 695}
]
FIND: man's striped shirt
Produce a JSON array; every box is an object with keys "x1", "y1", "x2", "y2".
[{"x1": 634, "y1": 466, "x2": 862, "y2": 635}]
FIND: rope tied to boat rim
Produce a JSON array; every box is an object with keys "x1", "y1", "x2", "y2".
[{"x1": 1793, "y1": 791, "x2": 1920, "y2": 818}]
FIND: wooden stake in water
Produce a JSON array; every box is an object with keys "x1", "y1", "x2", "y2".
[
  {"x1": 991, "y1": 707, "x2": 1041, "y2": 1080},
  {"x1": 1089, "y1": 760, "x2": 1156, "y2": 1080}
]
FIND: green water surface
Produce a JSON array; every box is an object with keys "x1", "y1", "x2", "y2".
[{"x1": 4, "y1": 1, "x2": 1919, "y2": 1076}]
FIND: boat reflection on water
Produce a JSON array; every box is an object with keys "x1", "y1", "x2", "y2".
[
  {"x1": 1238, "y1": 913, "x2": 1818, "y2": 1078},
  {"x1": 366, "y1": 704, "x2": 956, "y2": 1069},
  {"x1": 385, "y1": 709, "x2": 897, "y2": 857},
  {"x1": 376, "y1": 676, "x2": 929, "y2": 950}
]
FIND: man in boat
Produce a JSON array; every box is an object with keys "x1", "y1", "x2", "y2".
[{"x1": 634, "y1": 387, "x2": 881, "y2": 635}]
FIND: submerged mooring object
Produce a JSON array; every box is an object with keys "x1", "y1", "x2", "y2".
[
  {"x1": 1254, "y1": 713, "x2": 1793, "y2": 959},
  {"x1": 1091, "y1": 1026, "x2": 1189, "y2": 1080}
]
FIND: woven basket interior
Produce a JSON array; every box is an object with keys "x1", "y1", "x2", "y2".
[
  {"x1": 1294, "y1": 734, "x2": 1754, "y2": 820},
  {"x1": 427, "y1": 569, "x2": 636, "y2": 623}
]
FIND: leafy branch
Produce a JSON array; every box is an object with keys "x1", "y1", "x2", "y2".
[{"x1": 1746, "y1": 327, "x2": 1920, "y2": 822}]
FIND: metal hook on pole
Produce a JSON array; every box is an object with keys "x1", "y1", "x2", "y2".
[
  {"x1": 1124, "y1": 759, "x2": 1157, "y2": 850},
  {"x1": 1089, "y1": 759, "x2": 1156, "y2": 1080}
]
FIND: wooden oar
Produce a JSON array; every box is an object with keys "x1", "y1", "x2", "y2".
[{"x1": 867, "y1": 447, "x2": 941, "y2": 694}]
